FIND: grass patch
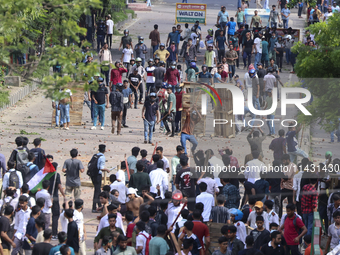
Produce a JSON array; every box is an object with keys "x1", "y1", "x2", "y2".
[
  {"x1": 39, "y1": 137, "x2": 46, "y2": 141},
  {"x1": 19, "y1": 130, "x2": 40, "y2": 135}
]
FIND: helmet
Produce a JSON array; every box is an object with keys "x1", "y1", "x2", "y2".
[
  {"x1": 155, "y1": 56, "x2": 160, "y2": 60},
  {"x1": 162, "y1": 82, "x2": 168, "y2": 89},
  {"x1": 94, "y1": 72, "x2": 101, "y2": 77},
  {"x1": 172, "y1": 190, "x2": 183, "y2": 201},
  {"x1": 171, "y1": 61, "x2": 176, "y2": 66},
  {"x1": 97, "y1": 77, "x2": 104, "y2": 82},
  {"x1": 160, "y1": 43, "x2": 165, "y2": 47},
  {"x1": 190, "y1": 62, "x2": 196, "y2": 68},
  {"x1": 138, "y1": 36, "x2": 144, "y2": 40},
  {"x1": 116, "y1": 83, "x2": 123, "y2": 90},
  {"x1": 124, "y1": 29, "x2": 129, "y2": 34},
  {"x1": 148, "y1": 58, "x2": 154, "y2": 63},
  {"x1": 207, "y1": 28, "x2": 213, "y2": 35},
  {"x1": 249, "y1": 69, "x2": 256, "y2": 74},
  {"x1": 286, "y1": 35, "x2": 292, "y2": 40},
  {"x1": 267, "y1": 67, "x2": 274, "y2": 72},
  {"x1": 136, "y1": 57, "x2": 142, "y2": 62},
  {"x1": 202, "y1": 64, "x2": 208, "y2": 70},
  {"x1": 88, "y1": 80, "x2": 93, "y2": 85},
  {"x1": 229, "y1": 208, "x2": 244, "y2": 221},
  {"x1": 167, "y1": 85, "x2": 173, "y2": 89},
  {"x1": 115, "y1": 60, "x2": 121, "y2": 66}
]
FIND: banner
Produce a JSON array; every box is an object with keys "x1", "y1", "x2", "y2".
[{"x1": 175, "y1": 3, "x2": 207, "y2": 25}]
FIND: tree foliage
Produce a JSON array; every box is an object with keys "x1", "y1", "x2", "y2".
[{"x1": 292, "y1": 13, "x2": 340, "y2": 132}]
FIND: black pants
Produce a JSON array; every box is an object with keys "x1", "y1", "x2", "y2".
[
  {"x1": 91, "y1": 174, "x2": 102, "y2": 210},
  {"x1": 101, "y1": 68, "x2": 110, "y2": 86},
  {"x1": 180, "y1": 41, "x2": 187, "y2": 57},
  {"x1": 106, "y1": 34, "x2": 113, "y2": 48},
  {"x1": 217, "y1": 49, "x2": 225, "y2": 63},
  {"x1": 276, "y1": 52, "x2": 283, "y2": 69},
  {"x1": 122, "y1": 103, "x2": 129, "y2": 125},
  {"x1": 236, "y1": 51, "x2": 240, "y2": 68},
  {"x1": 138, "y1": 83, "x2": 144, "y2": 103},
  {"x1": 131, "y1": 87, "x2": 138, "y2": 108},
  {"x1": 175, "y1": 111, "x2": 182, "y2": 132},
  {"x1": 97, "y1": 35, "x2": 105, "y2": 52},
  {"x1": 286, "y1": 245, "x2": 301, "y2": 255},
  {"x1": 280, "y1": 188, "x2": 293, "y2": 218},
  {"x1": 164, "y1": 113, "x2": 175, "y2": 136},
  {"x1": 124, "y1": 63, "x2": 130, "y2": 77},
  {"x1": 51, "y1": 200, "x2": 60, "y2": 236}
]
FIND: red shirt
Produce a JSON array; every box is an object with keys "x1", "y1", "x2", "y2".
[
  {"x1": 126, "y1": 222, "x2": 135, "y2": 246},
  {"x1": 301, "y1": 184, "x2": 318, "y2": 214},
  {"x1": 164, "y1": 69, "x2": 180, "y2": 86},
  {"x1": 175, "y1": 91, "x2": 185, "y2": 110},
  {"x1": 221, "y1": 71, "x2": 228, "y2": 81},
  {"x1": 110, "y1": 67, "x2": 127, "y2": 85},
  {"x1": 192, "y1": 220, "x2": 210, "y2": 251},
  {"x1": 283, "y1": 215, "x2": 305, "y2": 246}
]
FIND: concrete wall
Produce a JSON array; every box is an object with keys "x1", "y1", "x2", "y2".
[{"x1": 0, "y1": 80, "x2": 39, "y2": 112}]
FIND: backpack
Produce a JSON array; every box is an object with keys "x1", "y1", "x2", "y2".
[
  {"x1": 17, "y1": 163, "x2": 31, "y2": 184},
  {"x1": 154, "y1": 210, "x2": 163, "y2": 225},
  {"x1": 139, "y1": 232, "x2": 152, "y2": 255},
  {"x1": 0, "y1": 197, "x2": 14, "y2": 223},
  {"x1": 87, "y1": 154, "x2": 102, "y2": 178},
  {"x1": 284, "y1": 214, "x2": 300, "y2": 235},
  {"x1": 15, "y1": 148, "x2": 29, "y2": 168},
  {"x1": 174, "y1": 222, "x2": 185, "y2": 239},
  {"x1": 8, "y1": 171, "x2": 19, "y2": 189}
]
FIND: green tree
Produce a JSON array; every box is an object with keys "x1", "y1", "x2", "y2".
[{"x1": 292, "y1": 13, "x2": 340, "y2": 132}]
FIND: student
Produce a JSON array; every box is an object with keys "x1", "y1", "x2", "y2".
[
  {"x1": 176, "y1": 238, "x2": 193, "y2": 255},
  {"x1": 260, "y1": 231, "x2": 284, "y2": 255},
  {"x1": 301, "y1": 176, "x2": 318, "y2": 236},
  {"x1": 326, "y1": 210, "x2": 340, "y2": 253},
  {"x1": 36, "y1": 180, "x2": 53, "y2": 229},
  {"x1": 8, "y1": 136, "x2": 29, "y2": 169},
  {"x1": 49, "y1": 231, "x2": 75, "y2": 255},
  {"x1": 22, "y1": 183, "x2": 36, "y2": 208},
  {"x1": 212, "y1": 236, "x2": 231, "y2": 255},
  {"x1": 65, "y1": 209, "x2": 79, "y2": 254},
  {"x1": 96, "y1": 204, "x2": 126, "y2": 236},
  {"x1": 12, "y1": 195, "x2": 32, "y2": 254},
  {"x1": 109, "y1": 174, "x2": 128, "y2": 215},
  {"x1": 3, "y1": 161, "x2": 23, "y2": 197},
  {"x1": 125, "y1": 211, "x2": 136, "y2": 246},
  {"x1": 95, "y1": 214, "x2": 124, "y2": 250},
  {"x1": 129, "y1": 160, "x2": 152, "y2": 197},
  {"x1": 95, "y1": 236, "x2": 112, "y2": 255},
  {"x1": 210, "y1": 195, "x2": 230, "y2": 224},
  {"x1": 264, "y1": 200, "x2": 279, "y2": 225},
  {"x1": 238, "y1": 236, "x2": 259, "y2": 255},
  {"x1": 280, "y1": 204, "x2": 307, "y2": 254},
  {"x1": 222, "y1": 225, "x2": 244, "y2": 255},
  {"x1": 23, "y1": 205, "x2": 41, "y2": 254},
  {"x1": 32, "y1": 229, "x2": 53, "y2": 255},
  {"x1": 148, "y1": 225, "x2": 170, "y2": 255},
  {"x1": 328, "y1": 194, "x2": 340, "y2": 225},
  {"x1": 155, "y1": 146, "x2": 170, "y2": 173},
  {"x1": 136, "y1": 221, "x2": 151, "y2": 255},
  {"x1": 195, "y1": 182, "x2": 214, "y2": 223},
  {"x1": 73, "y1": 199, "x2": 86, "y2": 254},
  {"x1": 26, "y1": 152, "x2": 40, "y2": 182},
  {"x1": 249, "y1": 216, "x2": 270, "y2": 250},
  {"x1": 229, "y1": 208, "x2": 246, "y2": 243},
  {"x1": 178, "y1": 221, "x2": 203, "y2": 255},
  {"x1": 191, "y1": 209, "x2": 210, "y2": 253},
  {"x1": 149, "y1": 161, "x2": 169, "y2": 199},
  {"x1": 0, "y1": 205, "x2": 15, "y2": 254},
  {"x1": 30, "y1": 138, "x2": 46, "y2": 170}
]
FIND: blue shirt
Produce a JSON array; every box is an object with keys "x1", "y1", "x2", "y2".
[
  {"x1": 49, "y1": 244, "x2": 75, "y2": 255},
  {"x1": 27, "y1": 163, "x2": 39, "y2": 180},
  {"x1": 23, "y1": 217, "x2": 38, "y2": 250},
  {"x1": 218, "y1": 10, "x2": 229, "y2": 23},
  {"x1": 97, "y1": 153, "x2": 105, "y2": 175},
  {"x1": 122, "y1": 87, "x2": 132, "y2": 98},
  {"x1": 227, "y1": 21, "x2": 237, "y2": 35},
  {"x1": 216, "y1": 36, "x2": 227, "y2": 50},
  {"x1": 214, "y1": 73, "x2": 222, "y2": 83},
  {"x1": 168, "y1": 31, "x2": 179, "y2": 44},
  {"x1": 281, "y1": 8, "x2": 291, "y2": 19}
]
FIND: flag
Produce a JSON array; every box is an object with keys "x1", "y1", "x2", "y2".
[{"x1": 28, "y1": 158, "x2": 56, "y2": 193}]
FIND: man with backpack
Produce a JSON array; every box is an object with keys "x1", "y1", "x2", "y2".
[
  {"x1": 9, "y1": 136, "x2": 29, "y2": 171},
  {"x1": 62, "y1": 149, "x2": 84, "y2": 200},
  {"x1": 24, "y1": 152, "x2": 40, "y2": 182},
  {"x1": 88, "y1": 144, "x2": 110, "y2": 213},
  {"x1": 136, "y1": 221, "x2": 151, "y2": 255},
  {"x1": 3, "y1": 161, "x2": 23, "y2": 197}
]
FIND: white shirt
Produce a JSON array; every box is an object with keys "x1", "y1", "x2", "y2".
[
  {"x1": 60, "y1": 211, "x2": 68, "y2": 233},
  {"x1": 191, "y1": 33, "x2": 198, "y2": 46},
  {"x1": 145, "y1": 66, "x2": 156, "y2": 83},
  {"x1": 162, "y1": 156, "x2": 170, "y2": 171},
  {"x1": 122, "y1": 48, "x2": 133, "y2": 63},
  {"x1": 208, "y1": 156, "x2": 224, "y2": 187},
  {"x1": 96, "y1": 213, "x2": 126, "y2": 236},
  {"x1": 136, "y1": 230, "x2": 150, "y2": 255},
  {"x1": 245, "y1": 159, "x2": 264, "y2": 184},
  {"x1": 116, "y1": 170, "x2": 126, "y2": 183},
  {"x1": 0, "y1": 196, "x2": 19, "y2": 217},
  {"x1": 110, "y1": 181, "x2": 128, "y2": 203},
  {"x1": 14, "y1": 207, "x2": 32, "y2": 240},
  {"x1": 73, "y1": 209, "x2": 84, "y2": 239},
  {"x1": 166, "y1": 203, "x2": 185, "y2": 229},
  {"x1": 197, "y1": 178, "x2": 219, "y2": 195},
  {"x1": 263, "y1": 73, "x2": 276, "y2": 91},
  {"x1": 292, "y1": 171, "x2": 304, "y2": 202},
  {"x1": 332, "y1": 5, "x2": 339, "y2": 12},
  {"x1": 23, "y1": 193, "x2": 36, "y2": 208},
  {"x1": 36, "y1": 189, "x2": 52, "y2": 214},
  {"x1": 324, "y1": 12, "x2": 333, "y2": 22},
  {"x1": 149, "y1": 168, "x2": 169, "y2": 199},
  {"x1": 106, "y1": 19, "x2": 114, "y2": 34},
  {"x1": 235, "y1": 221, "x2": 247, "y2": 243},
  {"x1": 254, "y1": 37, "x2": 262, "y2": 54},
  {"x1": 196, "y1": 192, "x2": 214, "y2": 222},
  {"x1": 247, "y1": 211, "x2": 270, "y2": 230},
  {"x1": 3, "y1": 169, "x2": 23, "y2": 197},
  {"x1": 244, "y1": 72, "x2": 252, "y2": 89},
  {"x1": 267, "y1": 210, "x2": 280, "y2": 225}
]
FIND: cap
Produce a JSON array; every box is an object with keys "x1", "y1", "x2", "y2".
[
  {"x1": 74, "y1": 199, "x2": 84, "y2": 209},
  {"x1": 208, "y1": 44, "x2": 214, "y2": 48},
  {"x1": 257, "y1": 62, "x2": 262, "y2": 66},
  {"x1": 99, "y1": 144, "x2": 106, "y2": 151},
  {"x1": 127, "y1": 188, "x2": 139, "y2": 197},
  {"x1": 254, "y1": 201, "x2": 264, "y2": 209},
  {"x1": 325, "y1": 151, "x2": 332, "y2": 158},
  {"x1": 267, "y1": 88, "x2": 272, "y2": 92}
]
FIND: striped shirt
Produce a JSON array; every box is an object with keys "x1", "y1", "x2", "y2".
[{"x1": 145, "y1": 66, "x2": 155, "y2": 83}]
